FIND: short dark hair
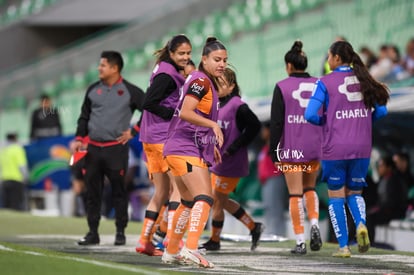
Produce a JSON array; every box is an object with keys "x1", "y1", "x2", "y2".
[
  {"x1": 381, "y1": 155, "x2": 396, "y2": 169},
  {"x1": 101, "y1": 51, "x2": 124, "y2": 72},
  {"x1": 6, "y1": 132, "x2": 17, "y2": 141},
  {"x1": 40, "y1": 94, "x2": 50, "y2": 100},
  {"x1": 394, "y1": 152, "x2": 410, "y2": 162}
]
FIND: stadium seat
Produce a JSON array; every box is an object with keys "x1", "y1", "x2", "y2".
[
  {"x1": 141, "y1": 40, "x2": 164, "y2": 66},
  {"x1": 4, "y1": 4, "x2": 19, "y2": 24},
  {"x1": 2, "y1": 95, "x2": 27, "y2": 110},
  {"x1": 19, "y1": 0, "x2": 33, "y2": 17},
  {"x1": 32, "y1": 0, "x2": 48, "y2": 14},
  {"x1": 0, "y1": 0, "x2": 60, "y2": 26},
  {"x1": 256, "y1": 0, "x2": 274, "y2": 22},
  {"x1": 85, "y1": 63, "x2": 99, "y2": 83},
  {"x1": 41, "y1": 80, "x2": 59, "y2": 98},
  {"x1": 274, "y1": 0, "x2": 293, "y2": 19},
  {"x1": 0, "y1": 109, "x2": 28, "y2": 140},
  {"x1": 227, "y1": 2, "x2": 250, "y2": 33},
  {"x1": 71, "y1": 71, "x2": 87, "y2": 90},
  {"x1": 56, "y1": 91, "x2": 83, "y2": 135},
  {"x1": 56, "y1": 74, "x2": 73, "y2": 94}
]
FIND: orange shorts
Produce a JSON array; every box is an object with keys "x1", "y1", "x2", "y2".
[
  {"x1": 143, "y1": 143, "x2": 169, "y2": 175},
  {"x1": 165, "y1": 155, "x2": 208, "y2": 177},
  {"x1": 211, "y1": 173, "x2": 240, "y2": 194},
  {"x1": 275, "y1": 160, "x2": 320, "y2": 174}
]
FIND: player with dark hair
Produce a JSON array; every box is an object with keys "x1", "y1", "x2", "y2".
[
  {"x1": 305, "y1": 40, "x2": 389, "y2": 257},
  {"x1": 200, "y1": 67, "x2": 263, "y2": 252},
  {"x1": 136, "y1": 34, "x2": 192, "y2": 256},
  {"x1": 161, "y1": 37, "x2": 227, "y2": 268},
  {"x1": 270, "y1": 40, "x2": 323, "y2": 255}
]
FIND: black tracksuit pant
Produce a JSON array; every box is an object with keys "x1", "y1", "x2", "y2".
[{"x1": 84, "y1": 143, "x2": 129, "y2": 233}]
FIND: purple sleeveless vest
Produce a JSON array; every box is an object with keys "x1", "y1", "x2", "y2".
[
  {"x1": 210, "y1": 95, "x2": 249, "y2": 177},
  {"x1": 277, "y1": 76, "x2": 321, "y2": 162},
  {"x1": 163, "y1": 71, "x2": 219, "y2": 166},
  {"x1": 140, "y1": 61, "x2": 185, "y2": 143},
  {"x1": 321, "y1": 71, "x2": 372, "y2": 160}
]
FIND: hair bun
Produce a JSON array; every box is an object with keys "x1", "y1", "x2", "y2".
[
  {"x1": 292, "y1": 40, "x2": 303, "y2": 52},
  {"x1": 206, "y1": 37, "x2": 218, "y2": 44}
]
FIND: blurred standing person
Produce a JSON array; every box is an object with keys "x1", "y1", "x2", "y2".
[
  {"x1": 30, "y1": 94, "x2": 62, "y2": 141},
  {"x1": 402, "y1": 38, "x2": 414, "y2": 77},
  {"x1": 199, "y1": 67, "x2": 263, "y2": 252},
  {"x1": 393, "y1": 151, "x2": 414, "y2": 216},
  {"x1": 359, "y1": 46, "x2": 378, "y2": 70},
  {"x1": 72, "y1": 50, "x2": 145, "y2": 246},
  {"x1": 0, "y1": 133, "x2": 29, "y2": 211},
  {"x1": 270, "y1": 41, "x2": 322, "y2": 255},
  {"x1": 136, "y1": 34, "x2": 192, "y2": 256},
  {"x1": 305, "y1": 40, "x2": 389, "y2": 257},
  {"x1": 383, "y1": 44, "x2": 407, "y2": 83},
  {"x1": 161, "y1": 37, "x2": 226, "y2": 268},
  {"x1": 366, "y1": 155, "x2": 408, "y2": 246},
  {"x1": 393, "y1": 152, "x2": 413, "y2": 190},
  {"x1": 257, "y1": 121, "x2": 287, "y2": 237},
  {"x1": 369, "y1": 44, "x2": 393, "y2": 82}
]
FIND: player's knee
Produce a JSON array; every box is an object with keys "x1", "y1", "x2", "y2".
[
  {"x1": 194, "y1": 194, "x2": 214, "y2": 206},
  {"x1": 181, "y1": 199, "x2": 195, "y2": 208},
  {"x1": 327, "y1": 181, "x2": 344, "y2": 191},
  {"x1": 346, "y1": 183, "x2": 364, "y2": 192}
]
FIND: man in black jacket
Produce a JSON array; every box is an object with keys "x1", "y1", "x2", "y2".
[
  {"x1": 72, "y1": 51, "x2": 144, "y2": 246},
  {"x1": 30, "y1": 94, "x2": 62, "y2": 141}
]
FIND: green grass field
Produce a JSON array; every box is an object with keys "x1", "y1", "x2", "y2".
[{"x1": 1, "y1": 210, "x2": 414, "y2": 275}]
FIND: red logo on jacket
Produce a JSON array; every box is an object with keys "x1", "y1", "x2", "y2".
[{"x1": 118, "y1": 90, "x2": 124, "y2": 96}]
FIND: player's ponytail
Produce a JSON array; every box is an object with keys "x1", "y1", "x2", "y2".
[{"x1": 330, "y1": 41, "x2": 389, "y2": 109}]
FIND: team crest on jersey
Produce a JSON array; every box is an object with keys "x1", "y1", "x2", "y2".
[
  {"x1": 117, "y1": 90, "x2": 124, "y2": 96},
  {"x1": 292, "y1": 82, "x2": 316, "y2": 108},
  {"x1": 339, "y1": 75, "x2": 362, "y2": 102},
  {"x1": 97, "y1": 88, "x2": 102, "y2": 95}
]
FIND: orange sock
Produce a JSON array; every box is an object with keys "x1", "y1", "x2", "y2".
[
  {"x1": 289, "y1": 196, "x2": 305, "y2": 235},
  {"x1": 232, "y1": 206, "x2": 255, "y2": 231},
  {"x1": 304, "y1": 189, "x2": 319, "y2": 222},
  {"x1": 166, "y1": 201, "x2": 180, "y2": 241},
  {"x1": 210, "y1": 220, "x2": 224, "y2": 242},
  {"x1": 186, "y1": 199, "x2": 212, "y2": 250},
  {"x1": 303, "y1": 189, "x2": 319, "y2": 221},
  {"x1": 139, "y1": 210, "x2": 158, "y2": 243},
  {"x1": 303, "y1": 189, "x2": 319, "y2": 222},
  {"x1": 148, "y1": 206, "x2": 165, "y2": 238},
  {"x1": 166, "y1": 203, "x2": 191, "y2": 254},
  {"x1": 158, "y1": 206, "x2": 168, "y2": 234}
]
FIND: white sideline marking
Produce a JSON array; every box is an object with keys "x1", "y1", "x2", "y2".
[
  {"x1": 0, "y1": 244, "x2": 162, "y2": 275},
  {"x1": 0, "y1": 244, "x2": 13, "y2": 251}
]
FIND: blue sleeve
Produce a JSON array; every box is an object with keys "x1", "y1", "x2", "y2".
[
  {"x1": 372, "y1": 103, "x2": 387, "y2": 122},
  {"x1": 304, "y1": 79, "x2": 327, "y2": 125}
]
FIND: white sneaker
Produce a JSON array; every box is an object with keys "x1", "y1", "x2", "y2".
[
  {"x1": 180, "y1": 246, "x2": 214, "y2": 268},
  {"x1": 161, "y1": 250, "x2": 186, "y2": 265}
]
